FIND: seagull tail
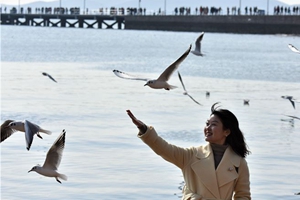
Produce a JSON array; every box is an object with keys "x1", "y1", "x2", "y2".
[
  {"x1": 58, "y1": 173, "x2": 68, "y2": 181},
  {"x1": 169, "y1": 85, "x2": 178, "y2": 90},
  {"x1": 39, "y1": 128, "x2": 52, "y2": 135}
]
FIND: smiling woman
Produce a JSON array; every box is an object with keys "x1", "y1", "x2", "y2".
[{"x1": 126, "y1": 102, "x2": 251, "y2": 200}]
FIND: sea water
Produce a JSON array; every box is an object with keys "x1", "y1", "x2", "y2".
[{"x1": 1, "y1": 25, "x2": 300, "y2": 199}]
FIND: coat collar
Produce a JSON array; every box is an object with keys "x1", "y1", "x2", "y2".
[
  {"x1": 194, "y1": 143, "x2": 241, "y2": 167},
  {"x1": 191, "y1": 143, "x2": 241, "y2": 199}
]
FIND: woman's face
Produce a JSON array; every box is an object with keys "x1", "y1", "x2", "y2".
[{"x1": 204, "y1": 114, "x2": 230, "y2": 145}]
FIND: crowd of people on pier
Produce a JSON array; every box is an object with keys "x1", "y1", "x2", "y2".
[
  {"x1": 274, "y1": 5, "x2": 299, "y2": 15},
  {"x1": 173, "y1": 5, "x2": 300, "y2": 15},
  {"x1": 1, "y1": 7, "x2": 80, "y2": 15},
  {"x1": 1, "y1": 5, "x2": 300, "y2": 16}
]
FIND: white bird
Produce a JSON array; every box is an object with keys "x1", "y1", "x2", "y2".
[
  {"x1": 1, "y1": 120, "x2": 52, "y2": 150},
  {"x1": 113, "y1": 45, "x2": 191, "y2": 90},
  {"x1": 281, "y1": 95, "x2": 296, "y2": 109},
  {"x1": 288, "y1": 44, "x2": 300, "y2": 54},
  {"x1": 191, "y1": 32, "x2": 205, "y2": 56},
  {"x1": 28, "y1": 129, "x2": 67, "y2": 184},
  {"x1": 42, "y1": 72, "x2": 57, "y2": 83},
  {"x1": 177, "y1": 71, "x2": 202, "y2": 105}
]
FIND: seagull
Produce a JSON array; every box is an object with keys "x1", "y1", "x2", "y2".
[
  {"x1": 191, "y1": 32, "x2": 205, "y2": 56},
  {"x1": 206, "y1": 91, "x2": 210, "y2": 98},
  {"x1": 42, "y1": 72, "x2": 57, "y2": 83},
  {"x1": 177, "y1": 71, "x2": 202, "y2": 105},
  {"x1": 1, "y1": 120, "x2": 52, "y2": 150},
  {"x1": 281, "y1": 95, "x2": 296, "y2": 109},
  {"x1": 243, "y1": 99, "x2": 250, "y2": 105},
  {"x1": 113, "y1": 45, "x2": 191, "y2": 90},
  {"x1": 288, "y1": 44, "x2": 300, "y2": 54},
  {"x1": 28, "y1": 129, "x2": 67, "y2": 184}
]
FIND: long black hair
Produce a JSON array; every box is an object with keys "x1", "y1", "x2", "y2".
[{"x1": 211, "y1": 102, "x2": 251, "y2": 158}]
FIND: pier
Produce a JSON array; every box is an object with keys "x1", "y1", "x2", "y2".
[
  {"x1": 125, "y1": 15, "x2": 300, "y2": 34},
  {"x1": 1, "y1": 13, "x2": 300, "y2": 34},
  {"x1": 0, "y1": 14, "x2": 125, "y2": 29}
]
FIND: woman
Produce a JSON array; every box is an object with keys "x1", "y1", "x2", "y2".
[{"x1": 126, "y1": 103, "x2": 251, "y2": 200}]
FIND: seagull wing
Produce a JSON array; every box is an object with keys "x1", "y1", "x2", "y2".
[
  {"x1": 1, "y1": 120, "x2": 16, "y2": 142},
  {"x1": 288, "y1": 44, "x2": 300, "y2": 53},
  {"x1": 284, "y1": 115, "x2": 300, "y2": 120},
  {"x1": 157, "y1": 44, "x2": 191, "y2": 82},
  {"x1": 177, "y1": 71, "x2": 187, "y2": 92},
  {"x1": 47, "y1": 74, "x2": 57, "y2": 83},
  {"x1": 42, "y1": 72, "x2": 57, "y2": 83},
  {"x1": 43, "y1": 129, "x2": 66, "y2": 170},
  {"x1": 24, "y1": 120, "x2": 40, "y2": 151},
  {"x1": 178, "y1": 72, "x2": 202, "y2": 105},
  {"x1": 113, "y1": 70, "x2": 149, "y2": 81},
  {"x1": 187, "y1": 94, "x2": 202, "y2": 105},
  {"x1": 194, "y1": 32, "x2": 204, "y2": 53},
  {"x1": 288, "y1": 98, "x2": 296, "y2": 109}
]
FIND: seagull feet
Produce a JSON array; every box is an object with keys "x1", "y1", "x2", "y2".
[
  {"x1": 37, "y1": 134, "x2": 43, "y2": 139},
  {"x1": 56, "y1": 178, "x2": 62, "y2": 184}
]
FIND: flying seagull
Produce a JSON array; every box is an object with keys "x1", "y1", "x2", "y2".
[
  {"x1": 191, "y1": 32, "x2": 205, "y2": 56},
  {"x1": 113, "y1": 45, "x2": 191, "y2": 90},
  {"x1": 1, "y1": 120, "x2": 52, "y2": 150},
  {"x1": 288, "y1": 44, "x2": 300, "y2": 54},
  {"x1": 243, "y1": 99, "x2": 250, "y2": 105},
  {"x1": 206, "y1": 91, "x2": 210, "y2": 98},
  {"x1": 42, "y1": 72, "x2": 57, "y2": 83},
  {"x1": 281, "y1": 95, "x2": 296, "y2": 109},
  {"x1": 177, "y1": 71, "x2": 202, "y2": 105},
  {"x1": 28, "y1": 129, "x2": 67, "y2": 184}
]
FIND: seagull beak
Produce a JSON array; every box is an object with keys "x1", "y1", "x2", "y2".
[
  {"x1": 144, "y1": 83, "x2": 148, "y2": 86},
  {"x1": 28, "y1": 169, "x2": 32, "y2": 173},
  {"x1": 37, "y1": 134, "x2": 43, "y2": 139}
]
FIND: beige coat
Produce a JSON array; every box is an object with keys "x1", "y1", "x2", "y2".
[{"x1": 139, "y1": 126, "x2": 251, "y2": 200}]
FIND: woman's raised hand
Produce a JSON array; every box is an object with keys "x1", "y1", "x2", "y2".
[
  {"x1": 126, "y1": 110, "x2": 143, "y2": 127},
  {"x1": 126, "y1": 110, "x2": 147, "y2": 133}
]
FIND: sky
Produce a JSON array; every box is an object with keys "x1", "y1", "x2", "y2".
[{"x1": 1, "y1": 0, "x2": 300, "y2": 5}]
